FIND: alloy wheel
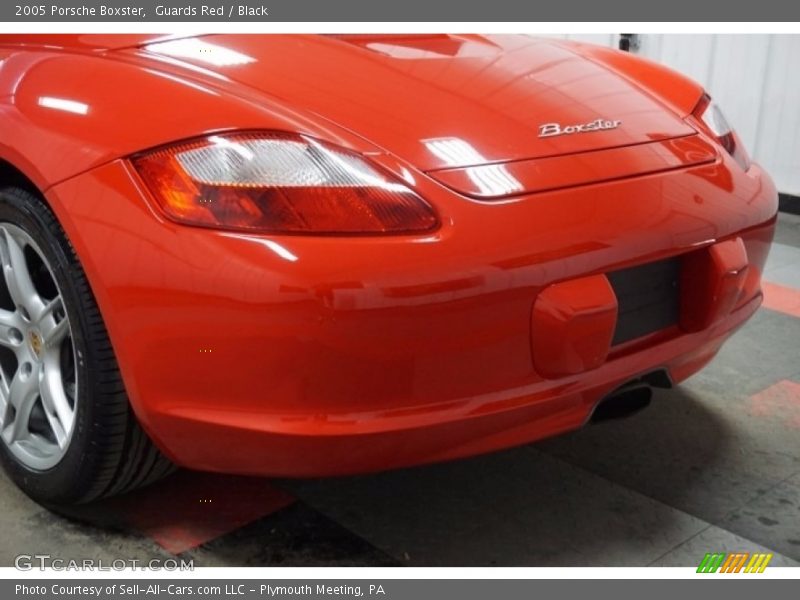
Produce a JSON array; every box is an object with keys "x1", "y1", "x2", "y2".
[{"x1": 0, "y1": 223, "x2": 77, "y2": 470}]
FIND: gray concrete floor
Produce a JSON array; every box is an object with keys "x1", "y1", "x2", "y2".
[{"x1": 1, "y1": 214, "x2": 799, "y2": 568}]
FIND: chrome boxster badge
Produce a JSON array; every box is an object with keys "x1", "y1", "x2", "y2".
[{"x1": 538, "y1": 118, "x2": 622, "y2": 138}]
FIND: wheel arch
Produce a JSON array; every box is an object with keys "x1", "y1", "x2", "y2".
[{"x1": 0, "y1": 155, "x2": 48, "y2": 196}]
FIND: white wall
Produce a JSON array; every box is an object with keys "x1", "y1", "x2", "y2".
[{"x1": 547, "y1": 34, "x2": 800, "y2": 196}]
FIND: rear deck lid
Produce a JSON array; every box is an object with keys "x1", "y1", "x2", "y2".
[
  {"x1": 134, "y1": 35, "x2": 698, "y2": 172},
  {"x1": 427, "y1": 135, "x2": 718, "y2": 198}
]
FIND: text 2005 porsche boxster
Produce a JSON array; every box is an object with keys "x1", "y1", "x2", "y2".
[{"x1": 0, "y1": 35, "x2": 777, "y2": 504}]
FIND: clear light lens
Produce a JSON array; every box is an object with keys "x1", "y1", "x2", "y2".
[
  {"x1": 700, "y1": 102, "x2": 733, "y2": 138},
  {"x1": 694, "y1": 96, "x2": 750, "y2": 171},
  {"x1": 132, "y1": 132, "x2": 438, "y2": 234}
]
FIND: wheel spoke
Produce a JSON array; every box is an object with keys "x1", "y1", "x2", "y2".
[
  {"x1": 40, "y1": 294, "x2": 70, "y2": 352},
  {"x1": 43, "y1": 316, "x2": 69, "y2": 347},
  {"x1": 0, "y1": 308, "x2": 23, "y2": 348},
  {"x1": 44, "y1": 407, "x2": 68, "y2": 448},
  {"x1": 0, "y1": 228, "x2": 43, "y2": 317},
  {"x1": 2, "y1": 367, "x2": 39, "y2": 444},
  {"x1": 40, "y1": 361, "x2": 73, "y2": 442},
  {"x1": 0, "y1": 371, "x2": 10, "y2": 426},
  {"x1": 40, "y1": 295, "x2": 64, "y2": 322}
]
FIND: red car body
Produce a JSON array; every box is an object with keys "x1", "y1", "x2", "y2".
[{"x1": 0, "y1": 34, "x2": 777, "y2": 477}]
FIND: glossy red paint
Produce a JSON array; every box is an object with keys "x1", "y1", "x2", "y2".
[
  {"x1": 0, "y1": 34, "x2": 778, "y2": 477},
  {"x1": 531, "y1": 274, "x2": 618, "y2": 378},
  {"x1": 680, "y1": 238, "x2": 749, "y2": 332},
  {"x1": 428, "y1": 135, "x2": 718, "y2": 198}
]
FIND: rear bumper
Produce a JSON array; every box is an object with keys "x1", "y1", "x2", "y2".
[
  {"x1": 46, "y1": 156, "x2": 777, "y2": 477},
  {"x1": 137, "y1": 292, "x2": 761, "y2": 477}
]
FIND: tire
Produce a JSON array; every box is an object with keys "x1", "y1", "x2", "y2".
[{"x1": 0, "y1": 186, "x2": 174, "y2": 505}]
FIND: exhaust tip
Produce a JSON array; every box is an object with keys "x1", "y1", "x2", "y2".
[{"x1": 591, "y1": 383, "x2": 653, "y2": 423}]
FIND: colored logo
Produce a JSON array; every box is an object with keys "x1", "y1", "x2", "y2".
[{"x1": 697, "y1": 552, "x2": 772, "y2": 573}]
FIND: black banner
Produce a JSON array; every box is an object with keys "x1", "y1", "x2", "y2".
[
  {"x1": 3, "y1": 0, "x2": 800, "y2": 22},
  {"x1": 6, "y1": 579, "x2": 800, "y2": 600}
]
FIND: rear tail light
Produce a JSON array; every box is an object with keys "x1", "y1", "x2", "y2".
[
  {"x1": 692, "y1": 95, "x2": 750, "y2": 171},
  {"x1": 132, "y1": 132, "x2": 438, "y2": 234}
]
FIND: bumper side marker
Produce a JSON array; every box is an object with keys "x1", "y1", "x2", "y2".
[
  {"x1": 680, "y1": 237, "x2": 749, "y2": 332},
  {"x1": 531, "y1": 274, "x2": 617, "y2": 378}
]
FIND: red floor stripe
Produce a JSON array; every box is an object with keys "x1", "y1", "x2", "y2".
[
  {"x1": 762, "y1": 281, "x2": 800, "y2": 319},
  {"x1": 127, "y1": 472, "x2": 295, "y2": 554},
  {"x1": 748, "y1": 380, "x2": 800, "y2": 429},
  {"x1": 71, "y1": 471, "x2": 296, "y2": 554}
]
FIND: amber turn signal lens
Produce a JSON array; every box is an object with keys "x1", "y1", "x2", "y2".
[{"x1": 132, "y1": 132, "x2": 439, "y2": 234}]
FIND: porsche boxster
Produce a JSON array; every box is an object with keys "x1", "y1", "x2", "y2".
[{"x1": 0, "y1": 34, "x2": 777, "y2": 504}]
